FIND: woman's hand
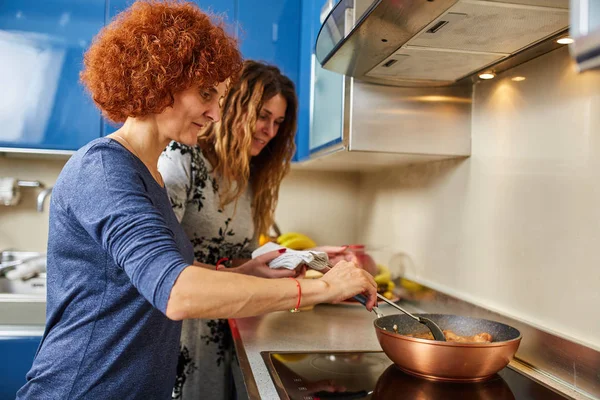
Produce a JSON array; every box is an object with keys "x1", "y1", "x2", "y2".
[
  {"x1": 320, "y1": 260, "x2": 378, "y2": 310},
  {"x1": 233, "y1": 250, "x2": 301, "y2": 279}
]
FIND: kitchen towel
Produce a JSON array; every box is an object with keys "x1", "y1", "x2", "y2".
[{"x1": 251, "y1": 242, "x2": 330, "y2": 271}]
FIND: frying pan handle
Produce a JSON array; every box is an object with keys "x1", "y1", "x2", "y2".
[
  {"x1": 354, "y1": 294, "x2": 384, "y2": 318},
  {"x1": 352, "y1": 294, "x2": 369, "y2": 306}
]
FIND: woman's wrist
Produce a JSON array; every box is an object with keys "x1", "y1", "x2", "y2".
[{"x1": 297, "y1": 279, "x2": 330, "y2": 306}]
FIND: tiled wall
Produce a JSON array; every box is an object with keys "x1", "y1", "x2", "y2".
[{"x1": 357, "y1": 47, "x2": 600, "y2": 349}]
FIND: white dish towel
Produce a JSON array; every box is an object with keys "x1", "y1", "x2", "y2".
[{"x1": 251, "y1": 242, "x2": 330, "y2": 271}]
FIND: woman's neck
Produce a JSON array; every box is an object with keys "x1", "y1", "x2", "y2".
[{"x1": 110, "y1": 117, "x2": 170, "y2": 185}]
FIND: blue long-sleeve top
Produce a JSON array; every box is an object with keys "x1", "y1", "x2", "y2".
[{"x1": 17, "y1": 137, "x2": 194, "y2": 400}]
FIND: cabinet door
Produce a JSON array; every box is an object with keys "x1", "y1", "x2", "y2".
[
  {"x1": 310, "y1": 58, "x2": 344, "y2": 152},
  {"x1": 237, "y1": 0, "x2": 302, "y2": 160},
  {"x1": 0, "y1": 1, "x2": 104, "y2": 151},
  {"x1": 0, "y1": 336, "x2": 41, "y2": 398},
  {"x1": 237, "y1": 0, "x2": 300, "y2": 88},
  {"x1": 103, "y1": 0, "x2": 236, "y2": 136},
  {"x1": 298, "y1": 0, "x2": 344, "y2": 156}
]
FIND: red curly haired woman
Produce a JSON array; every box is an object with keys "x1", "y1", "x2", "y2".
[{"x1": 16, "y1": 2, "x2": 377, "y2": 399}]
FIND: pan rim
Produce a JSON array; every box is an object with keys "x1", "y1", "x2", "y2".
[
  {"x1": 373, "y1": 313, "x2": 522, "y2": 346},
  {"x1": 375, "y1": 326, "x2": 523, "y2": 347}
]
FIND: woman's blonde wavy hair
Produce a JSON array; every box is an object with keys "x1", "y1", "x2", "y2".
[{"x1": 200, "y1": 60, "x2": 297, "y2": 237}]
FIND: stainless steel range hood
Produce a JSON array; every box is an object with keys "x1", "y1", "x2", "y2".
[{"x1": 317, "y1": 0, "x2": 570, "y2": 86}]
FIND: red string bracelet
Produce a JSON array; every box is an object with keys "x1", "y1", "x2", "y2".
[
  {"x1": 288, "y1": 277, "x2": 302, "y2": 312},
  {"x1": 215, "y1": 257, "x2": 229, "y2": 271}
]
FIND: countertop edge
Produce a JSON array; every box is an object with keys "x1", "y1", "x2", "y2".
[{"x1": 229, "y1": 319, "x2": 261, "y2": 400}]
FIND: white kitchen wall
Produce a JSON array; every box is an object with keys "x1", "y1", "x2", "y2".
[
  {"x1": 275, "y1": 169, "x2": 359, "y2": 245},
  {"x1": 0, "y1": 157, "x2": 359, "y2": 251},
  {"x1": 357, "y1": 47, "x2": 600, "y2": 349},
  {"x1": 0, "y1": 156, "x2": 66, "y2": 252}
]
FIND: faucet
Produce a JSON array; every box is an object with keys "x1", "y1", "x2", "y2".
[{"x1": 37, "y1": 187, "x2": 53, "y2": 212}]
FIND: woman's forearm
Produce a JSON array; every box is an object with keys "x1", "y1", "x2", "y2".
[{"x1": 165, "y1": 265, "x2": 329, "y2": 320}]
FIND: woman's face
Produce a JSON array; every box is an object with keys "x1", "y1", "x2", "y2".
[
  {"x1": 251, "y1": 94, "x2": 287, "y2": 156},
  {"x1": 156, "y1": 82, "x2": 227, "y2": 146}
]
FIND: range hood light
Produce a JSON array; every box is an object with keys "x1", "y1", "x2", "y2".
[
  {"x1": 511, "y1": 76, "x2": 526, "y2": 82},
  {"x1": 556, "y1": 37, "x2": 574, "y2": 45},
  {"x1": 479, "y1": 72, "x2": 495, "y2": 80}
]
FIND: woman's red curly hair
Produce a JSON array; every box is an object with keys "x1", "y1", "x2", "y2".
[{"x1": 80, "y1": 0, "x2": 242, "y2": 123}]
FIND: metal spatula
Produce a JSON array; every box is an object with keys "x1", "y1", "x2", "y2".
[
  {"x1": 375, "y1": 294, "x2": 446, "y2": 341},
  {"x1": 354, "y1": 294, "x2": 446, "y2": 341}
]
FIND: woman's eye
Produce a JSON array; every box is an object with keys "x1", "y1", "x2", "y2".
[{"x1": 201, "y1": 91, "x2": 212, "y2": 100}]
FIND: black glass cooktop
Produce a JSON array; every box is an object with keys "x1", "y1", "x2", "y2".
[{"x1": 261, "y1": 351, "x2": 570, "y2": 400}]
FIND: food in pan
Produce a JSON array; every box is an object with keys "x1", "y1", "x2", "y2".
[{"x1": 406, "y1": 330, "x2": 493, "y2": 343}]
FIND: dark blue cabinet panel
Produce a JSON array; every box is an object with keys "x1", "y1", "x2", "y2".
[
  {"x1": 0, "y1": 1, "x2": 104, "y2": 151},
  {"x1": 295, "y1": 0, "x2": 321, "y2": 162},
  {"x1": 237, "y1": 0, "x2": 302, "y2": 160},
  {"x1": 0, "y1": 336, "x2": 42, "y2": 399},
  {"x1": 297, "y1": 0, "x2": 345, "y2": 160},
  {"x1": 237, "y1": 0, "x2": 300, "y2": 87}
]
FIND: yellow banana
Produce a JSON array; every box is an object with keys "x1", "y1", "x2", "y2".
[
  {"x1": 276, "y1": 232, "x2": 304, "y2": 244},
  {"x1": 374, "y1": 264, "x2": 391, "y2": 285},
  {"x1": 374, "y1": 273, "x2": 391, "y2": 285},
  {"x1": 259, "y1": 234, "x2": 271, "y2": 246},
  {"x1": 281, "y1": 236, "x2": 316, "y2": 250}
]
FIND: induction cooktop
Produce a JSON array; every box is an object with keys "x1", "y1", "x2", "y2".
[{"x1": 261, "y1": 351, "x2": 571, "y2": 400}]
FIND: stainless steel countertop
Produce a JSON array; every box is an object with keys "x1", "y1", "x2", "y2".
[{"x1": 229, "y1": 302, "x2": 409, "y2": 399}]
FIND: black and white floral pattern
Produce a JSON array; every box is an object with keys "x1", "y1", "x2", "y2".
[{"x1": 158, "y1": 142, "x2": 257, "y2": 400}]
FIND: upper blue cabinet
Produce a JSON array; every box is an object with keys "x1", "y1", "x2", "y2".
[
  {"x1": 0, "y1": 0, "x2": 304, "y2": 154},
  {"x1": 0, "y1": 0, "x2": 104, "y2": 152},
  {"x1": 236, "y1": 0, "x2": 301, "y2": 88}
]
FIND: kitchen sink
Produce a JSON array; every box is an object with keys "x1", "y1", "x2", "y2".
[
  {"x1": 0, "y1": 251, "x2": 47, "y2": 297},
  {"x1": 0, "y1": 275, "x2": 46, "y2": 296}
]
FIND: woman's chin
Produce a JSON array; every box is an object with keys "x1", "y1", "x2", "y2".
[{"x1": 177, "y1": 135, "x2": 198, "y2": 147}]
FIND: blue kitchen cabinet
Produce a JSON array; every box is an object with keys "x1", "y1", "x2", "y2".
[
  {"x1": 236, "y1": 0, "x2": 300, "y2": 86},
  {"x1": 294, "y1": 0, "x2": 316, "y2": 162},
  {"x1": 302, "y1": 0, "x2": 344, "y2": 156},
  {"x1": 103, "y1": 0, "x2": 237, "y2": 136},
  {"x1": 0, "y1": 1, "x2": 104, "y2": 151},
  {"x1": 294, "y1": 0, "x2": 345, "y2": 161},
  {"x1": 0, "y1": 336, "x2": 42, "y2": 398},
  {"x1": 236, "y1": 0, "x2": 306, "y2": 161}
]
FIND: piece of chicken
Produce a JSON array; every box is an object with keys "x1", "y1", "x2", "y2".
[{"x1": 407, "y1": 330, "x2": 493, "y2": 343}]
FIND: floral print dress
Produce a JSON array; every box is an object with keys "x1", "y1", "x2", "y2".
[{"x1": 158, "y1": 141, "x2": 257, "y2": 400}]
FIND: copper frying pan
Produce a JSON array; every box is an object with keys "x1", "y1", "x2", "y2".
[{"x1": 355, "y1": 297, "x2": 522, "y2": 382}]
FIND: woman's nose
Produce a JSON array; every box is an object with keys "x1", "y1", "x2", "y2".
[
  {"x1": 205, "y1": 101, "x2": 221, "y2": 123},
  {"x1": 264, "y1": 122, "x2": 276, "y2": 138}
]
